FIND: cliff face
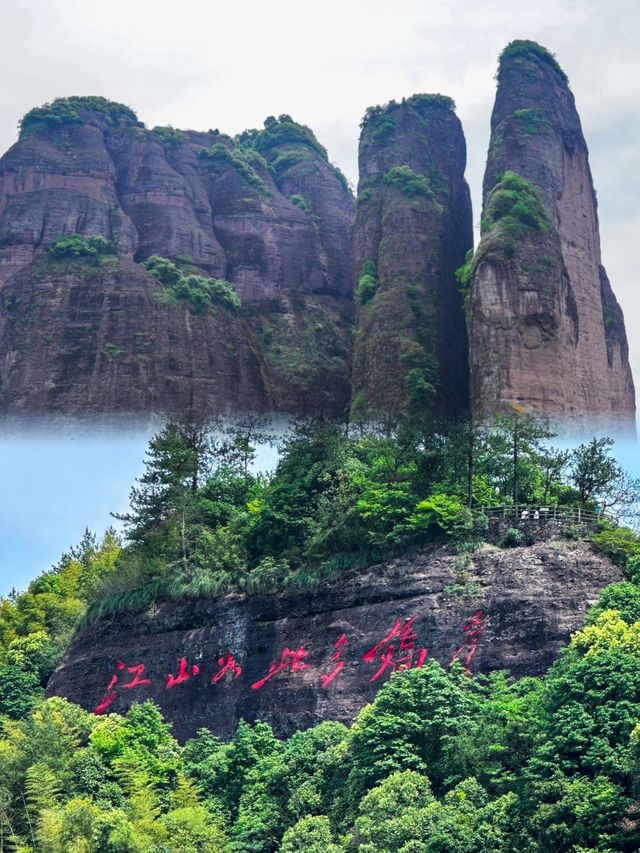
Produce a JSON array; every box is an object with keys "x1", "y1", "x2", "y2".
[
  {"x1": 468, "y1": 42, "x2": 635, "y2": 430},
  {"x1": 47, "y1": 541, "x2": 620, "y2": 742},
  {"x1": 350, "y1": 95, "x2": 473, "y2": 423},
  {"x1": 0, "y1": 100, "x2": 354, "y2": 417}
]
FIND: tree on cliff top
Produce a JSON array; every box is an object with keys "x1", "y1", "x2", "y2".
[
  {"x1": 114, "y1": 418, "x2": 214, "y2": 547},
  {"x1": 570, "y1": 437, "x2": 640, "y2": 520}
]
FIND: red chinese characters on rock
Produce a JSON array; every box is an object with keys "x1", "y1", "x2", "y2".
[
  {"x1": 251, "y1": 646, "x2": 309, "y2": 690},
  {"x1": 363, "y1": 617, "x2": 428, "y2": 682},
  {"x1": 92, "y1": 612, "x2": 490, "y2": 713},
  {"x1": 450, "y1": 610, "x2": 488, "y2": 674},
  {"x1": 94, "y1": 660, "x2": 151, "y2": 715},
  {"x1": 166, "y1": 657, "x2": 200, "y2": 689},
  {"x1": 212, "y1": 653, "x2": 243, "y2": 684},
  {"x1": 321, "y1": 633, "x2": 348, "y2": 688}
]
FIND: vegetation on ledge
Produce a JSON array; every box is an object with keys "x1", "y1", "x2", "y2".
[
  {"x1": 143, "y1": 256, "x2": 241, "y2": 315},
  {"x1": 48, "y1": 234, "x2": 117, "y2": 266},
  {"x1": 19, "y1": 96, "x2": 141, "y2": 137},
  {"x1": 355, "y1": 260, "x2": 379, "y2": 305},
  {"x1": 198, "y1": 143, "x2": 270, "y2": 196},
  {"x1": 236, "y1": 114, "x2": 351, "y2": 194},
  {"x1": 358, "y1": 166, "x2": 437, "y2": 204},
  {"x1": 480, "y1": 170, "x2": 552, "y2": 239},
  {"x1": 498, "y1": 39, "x2": 569, "y2": 82}
]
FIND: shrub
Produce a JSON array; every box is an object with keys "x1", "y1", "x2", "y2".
[
  {"x1": 49, "y1": 234, "x2": 117, "y2": 264},
  {"x1": 481, "y1": 171, "x2": 552, "y2": 238},
  {"x1": 153, "y1": 125, "x2": 184, "y2": 150},
  {"x1": 20, "y1": 96, "x2": 140, "y2": 137},
  {"x1": 384, "y1": 165, "x2": 434, "y2": 199},
  {"x1": 512, "y1": 108, "x2": 549, "y2": 135},
  {"x1": 251, "y1": 114, "x2": 327, "y2": 158},
  {"x1": 0, "y1": 665, "x2": 42, "y2": 718},
  {"x1": 628, "y1": 555, "x2": 640, "y2": 585},
  {"x1": 268, "y1": 149, "x2": 313, "y2": 178},
  {"x1": 355, "y1": 260, "x2": 379, "y2": 305},
  {"x1": 199, "y1": 143, "x2": 269, "y2": 195},
  {"x1": 289, "y1": 194, "x2": 311, "y2": 214},
  {"x1": 591, "y1": 526, "x2": 640, "y2": 567},
  {"x1": 142, "y1": 255, "x2": 183, "y2": 287},
  {"x1": 143, "y1": 256, "x2": 240, "y2": 314},
  {"x1": 499, "y1": 40, "x2": 568, "y2": 82},
  {"x1": 361, "y1": 93, "x2": 455, "y2": 130},
  {"x1": 358, "y1": 166, "x2": 436, "y2": 205},
  {"x1": 455, "y1": 248, "x2": 474, "y2": 293},
  {"x1": 406, "y1": 493, "x2": 474, "y2": 541},
  {"x1": 500, "y1": 527, "x2": 522, "y2": 548}
]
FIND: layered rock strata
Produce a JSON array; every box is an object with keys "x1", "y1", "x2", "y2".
[
  {"x1": 0, "y1": 100, "x2": 355, "y2": 416},
  {"x1": 350, "y1": 94, "x2": 473, "y2": 423},
  {"x1": 467, "y1": 42, "x2": 635, "y2": 430},
  {"x1": 47, "y1": 541, "x2": 620, "y2": 741}
]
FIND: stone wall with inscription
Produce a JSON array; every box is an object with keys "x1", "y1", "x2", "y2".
[{"x1": 47, "y1": 541, "x2": 621, "y2": 741}]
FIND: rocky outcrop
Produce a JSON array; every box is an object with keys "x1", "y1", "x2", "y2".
[
  {"x1": 350, "y1": 95, "x2": 473, "y2": 423},
  {"x1": 0, "y1": 259, "x2": 270, "y2": 414},
  {"x1": 47, "y1": 541, "x2": 621, "y2": 741},
  {"x1": 468, "y1": 42, "x2": 635, "y2": 431},
  {"x1": 0, "y1": 100, "x2": 354, "y2": 417}
]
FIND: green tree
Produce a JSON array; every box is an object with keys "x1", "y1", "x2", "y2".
[
  {"x1": 0, "y1": 665, "x2": 41, "y2": 718},
  {"x1": 570, "y1": 437, "x2": 622, "y2": 507},
  {"x1": 280, "y1": 815, "x2": 343, "y2": 852}
]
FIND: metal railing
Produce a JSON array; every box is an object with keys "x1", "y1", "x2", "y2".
[{"x1": 477, "y1": 505, "x2": 605, "y2": 525}]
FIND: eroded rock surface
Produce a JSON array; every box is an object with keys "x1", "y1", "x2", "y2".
[
  {"x1": 47, "y1": 541, "x2": 621, "y2": 741},
  {"x1": 350, "y1": 95, "x2": 473, "y2": 422},
  {"x1": 0, "y1": 102, "x2": 354, "y2": 416},
  {"x1": 468, "y1": 42, "x2": 635, "y2": 431}
]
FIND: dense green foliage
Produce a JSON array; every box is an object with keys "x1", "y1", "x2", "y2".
[
  {"x1": 67, "y1": 413, "x2": 637, "y2": 622},
  {"x1": 358, "y1": 166, "x2": 437, "y2": 205},
  {"x1": 355, "y1": 261, "x2": 379, "y2": 305},
  {"x1": 245, "y1": 115, "x2": 327, "y2": 159},
  {"x1": 454, "y1": 248, "x2": 474, "y2": 294},
  {"x1": 481, "y1": 171, "x2": 552, "y2": 238},
  {"x1": 383, "y1": 166, "x2": 434, "y2": 199},
  {"x1": 199, "y1": 143, "x2": 270, "y2": 195},
  {"x1": 511, "y1": 107, "x2": 550, "y2": 135},
  {"x1": 288, "y1": 194, "x2": 311, "y2": 215},
  {"x1": 4, "y1": 582, "x2": 640, "y2": 850},
  {"x1": 592, "y1": 526, "x2": 640, "y2": 566},
  {"x1": 153, "y1": 125, "x2": 185, "y2": 150},
  {"x1": 499, "y1": 39, "x2": 569, "y2": 82},
  {"x1": 361, "y1": 94, "x2": 455, "y2": 132},
  {"x1": 235, "y1": 115, "x2": 351, "y2": 194},
  {"x1": 19, "y1": 96, "x2": 141, "y2": 136},
  {"x1": 0, "y1": 531, "x2": 121, "y2": 716},
  {"x1": 49, "y1": 234, "x2": 117, "y2": 264},
  {"x1": 143, "y1": 256, "x2": 241, "y2": 314},
  {"x1": 2, "y1": 414, "x2": 639, "y2": 849}
]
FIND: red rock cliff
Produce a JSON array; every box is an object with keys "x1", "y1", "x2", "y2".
[
  {"x1": 0, "y1": 100, "x2": 355, "y2": 417},
  {"x1": 468, "y1": 42, "x2": 635, "y2": 431},
  {"x1": 47, "y1": 541, "x2": 621, "y2": 742},
  {"x1": 350, "y1": 95, "x2": 473, "y2": 424}
]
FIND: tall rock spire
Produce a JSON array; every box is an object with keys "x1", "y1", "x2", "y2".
[
  {"x1": 468, "y1": 41, "x2": 635, "y2": 431},
  {"x1": 350, "y1": 94, "x2": 473, "y2": 425}
]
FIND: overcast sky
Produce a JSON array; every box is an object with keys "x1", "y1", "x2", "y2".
[{"x1": 0, "y1": 0, "x2": 638, "y2": 592}]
